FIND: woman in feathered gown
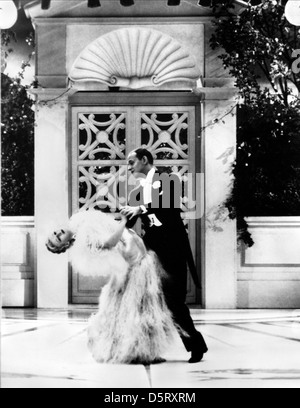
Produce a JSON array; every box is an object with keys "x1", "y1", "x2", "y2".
[{"x1": 46, "y1": 210, "x2": 178, "y2": 365}]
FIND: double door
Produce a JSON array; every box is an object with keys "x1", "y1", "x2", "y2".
[{"x1": 71, "y1": 100, "x2": 200, "y2": 304}]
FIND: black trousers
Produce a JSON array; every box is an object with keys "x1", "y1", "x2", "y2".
[
  {"x1": 144, "y1": 230, "x2": 208, "y2": 354},
  {"x1": 161, "y1": 269, "x2": 208, "y2": 353}
]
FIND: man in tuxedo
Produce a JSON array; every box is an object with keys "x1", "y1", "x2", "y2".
[{"x1": 121, "y1": 148, "x2": 208, "y2": 364}]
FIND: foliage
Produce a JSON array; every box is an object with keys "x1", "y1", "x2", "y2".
[
  {"x1": 211, "y1": 0, "x2": 300, "y2": 105},
  {"x1": 210, "y1": 0, "x2": 300, "y2": 246},
  {"x1": 1, "y1": 31, "x2": 35, "y2": 216}
]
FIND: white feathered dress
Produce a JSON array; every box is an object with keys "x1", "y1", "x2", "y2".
[{"x1": 68, "y1": 211, "x2": 177, "y2": 365}]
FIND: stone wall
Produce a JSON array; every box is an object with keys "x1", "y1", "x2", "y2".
[
  {"x1": 1, "y1": 217, "x2": 35, "y2": 307},
  {"x1": 238, "y1": 217, "x2": 300, "y2": 308}
]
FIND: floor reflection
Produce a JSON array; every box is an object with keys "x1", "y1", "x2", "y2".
[{"x1": 2, "y1": 308, "x2": 300, "y2": 388}]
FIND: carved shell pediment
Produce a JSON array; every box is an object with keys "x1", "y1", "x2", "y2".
[{"x1": 69, "y1": 27, "x2": 201, "y2": 89}]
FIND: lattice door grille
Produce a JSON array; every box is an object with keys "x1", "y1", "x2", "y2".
[{"x1": 71, "y1": 105, "x2": 197, "y2": 304}]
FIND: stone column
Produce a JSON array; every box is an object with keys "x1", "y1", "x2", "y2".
[
  {"x1": 33, "y1": 89, "x2": 70, "y2": 308},
  {"x1": 202, "y1": 88, "x2": 237, "y2": 309}
]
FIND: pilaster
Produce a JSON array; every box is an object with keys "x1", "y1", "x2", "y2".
[{"x1": 33, "y1": 89, "x2": 71, "y2": 308}]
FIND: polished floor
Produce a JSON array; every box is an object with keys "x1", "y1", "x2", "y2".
[{"x1": 1, "y1": 308, "x2": 300, "y2": 388}]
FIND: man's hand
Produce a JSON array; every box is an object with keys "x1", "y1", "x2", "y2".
[{"x1": 120, "y1": 206, "x2": 142, "y2": 220}]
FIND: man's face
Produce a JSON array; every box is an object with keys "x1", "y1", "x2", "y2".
[{"x1": 127, "y1": 153, "x2": 147, "y2": 178}]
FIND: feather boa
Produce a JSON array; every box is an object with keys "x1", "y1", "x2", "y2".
[{"x1": 69, "y1": 211, "x2": 129, "y2": 281}]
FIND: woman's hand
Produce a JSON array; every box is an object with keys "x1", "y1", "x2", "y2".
[{"x1": 120, "y1": 206, "x2": 142, "y2": 220}]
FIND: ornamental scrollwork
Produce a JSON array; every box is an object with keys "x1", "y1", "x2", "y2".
[
  {"x1": 79, "y1": 113, "x2": 126, "y2": 161},
  {"x1": 141, "y1": 112, "x2": 189, "y2": 160}
]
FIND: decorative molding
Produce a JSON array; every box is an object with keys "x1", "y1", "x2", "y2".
[
  {"x1": 238, "y1": 272, "x2": 300, "y2": 281},
  {"x1": 1, "y1": 216, "x2": 35, "y2": 227},
  {"x1": 29, "y1": 87, "x2": 78, "y2": 102},
  {"x1": 69, "y1": 27, "x2": 201, "y2": 89},
  {"x1": 69, "y1": 91, "x2": 204, "y2": 105},
  {"x1": 31, "y1": 17, "x2": 214, "y2": 26},
  {"x1": 245, "y1": 216, "x2": 300, "y2": 227},
  {"x1": 238, "y1": 216, "x2": 300, "y2": 272}
]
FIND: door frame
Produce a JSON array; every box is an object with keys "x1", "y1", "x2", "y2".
[{"x1": 68, "y1": 91, "x2": 204, "y2": 305}]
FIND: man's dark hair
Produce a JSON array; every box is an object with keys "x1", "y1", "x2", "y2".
[{"x1": 134, "y1": 148, "x2": 154, "y2": 165}]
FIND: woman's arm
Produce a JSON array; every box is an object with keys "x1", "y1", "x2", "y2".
[{"x1": 118, "y1": 229, "x2": 147, "y2": 265}]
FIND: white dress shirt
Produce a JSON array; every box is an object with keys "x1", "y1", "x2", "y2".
[
  {"x1": 140, "y1": 167, "x2": 156, "y2": 205},
  {"x1": 139, "y1": 168, "x2": 162, "y2": 227}
]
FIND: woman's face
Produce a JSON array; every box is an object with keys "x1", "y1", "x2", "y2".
[{"x1": 49, "y1": 229, "x2": 74, "y2": 249}]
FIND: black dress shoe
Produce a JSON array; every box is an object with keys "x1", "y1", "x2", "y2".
[
  {"x1": 189, "y1": 351, "x2": 204, "y2": 364},
  {"x1": 189, "y1": 344, "x2": 208, "y2": 364}
]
